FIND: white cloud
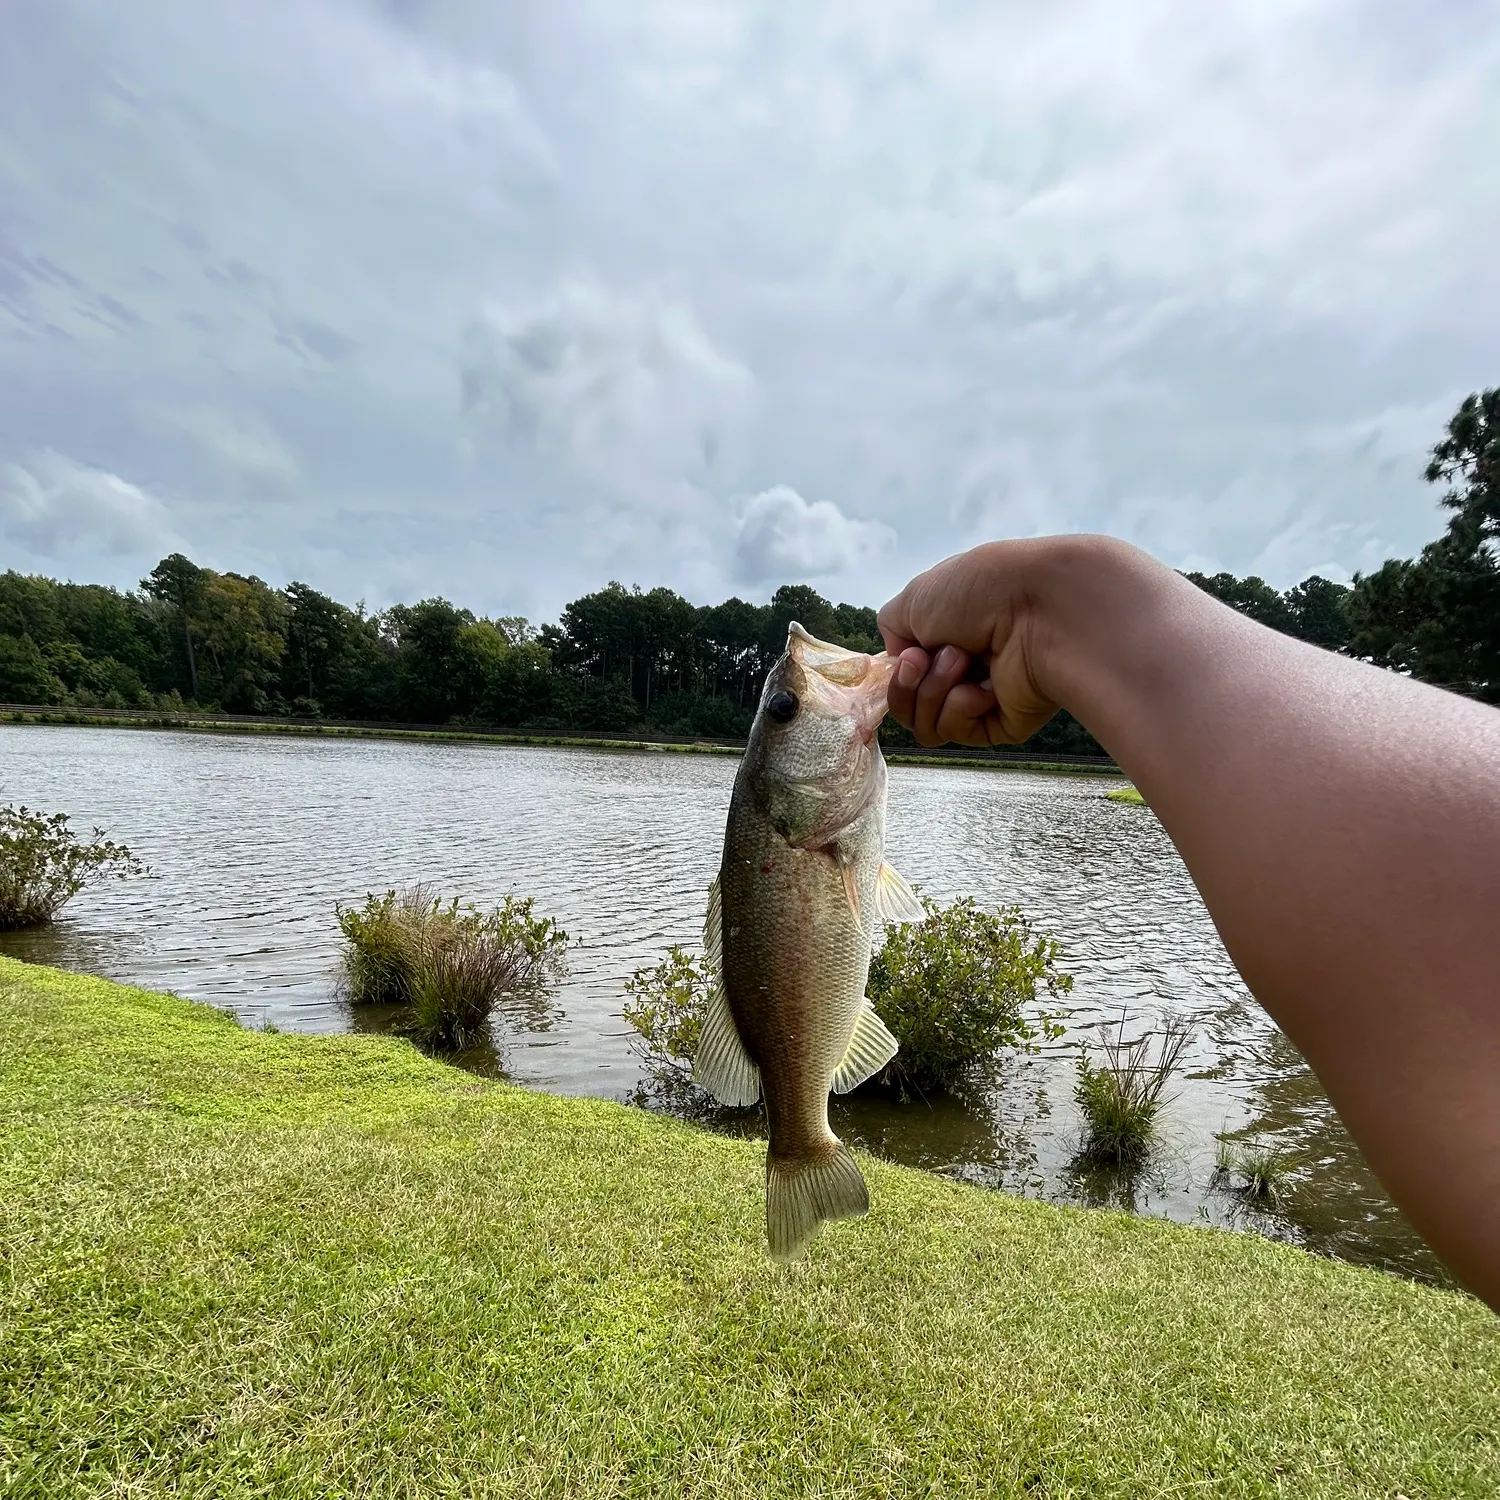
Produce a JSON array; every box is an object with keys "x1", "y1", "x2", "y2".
[
  {"x1": 0, "y1": 451, "x2": 181, "y2": 561},
  {"x1": 158, "y1": 406, "x2": 301, "y2": 499},
  {"x1": 462, "y1": 272, "x2": 754, "y2": 500},
  {"x1": 1250, "y1": 513, "x2": 1386, "y2": 587},
  {"x1": 733, "y1": 484, "x2": 896, "y2": 583},
  {"x1": 0, "y1": 0, "x2": 1495, "y2": 609}
]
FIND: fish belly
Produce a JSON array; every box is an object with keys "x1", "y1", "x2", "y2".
[{"x1": 722, "y1": 811, "x2": 871, "y2": 1131}]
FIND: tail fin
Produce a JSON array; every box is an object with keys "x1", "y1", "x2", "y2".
[{"x1": 765, "y1": 1142, "x2": 869, "y2": 1260}]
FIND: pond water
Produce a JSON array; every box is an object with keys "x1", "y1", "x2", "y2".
[{"x1": 0, "y1": 725, "x2": 1443, "y2": 1283}]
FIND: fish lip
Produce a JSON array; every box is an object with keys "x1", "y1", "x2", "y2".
[
  {"x1": 781, "y1": 622, "x2": 896, "y2": 734},
  {"x1": 787, "y1": 621, "x2": 888, "y2": 688},
  {"x1": 855, "y1": 654, "x2": 896, "y2": 737}
]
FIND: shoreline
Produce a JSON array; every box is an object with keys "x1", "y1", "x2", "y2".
[{"x1": 3, "y1": 707, "x2": 1124, "y2": 777}]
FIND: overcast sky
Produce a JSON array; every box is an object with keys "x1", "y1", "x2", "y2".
[{"x1": 1, "y1": 1, "x2": 1497, "y2": 621}]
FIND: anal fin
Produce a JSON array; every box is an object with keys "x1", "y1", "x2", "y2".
[
  {"x1": 831, "y1": 1004, "x2": 898, "y2": 1094},
  {"x1": 692, "y1": 978, "x2": 761, "y2": 1107}
]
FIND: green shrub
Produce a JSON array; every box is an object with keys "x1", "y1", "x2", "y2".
[
  {"x1": 0, "y1": 805, "x2": 145, "y2": 930},
  {"x1": 868, "y1": 898, "x2": 1070, "y2": 1093},
  {"x1": 1074, "y1": 1017, "x2": 1192, "y2": 1165},
  {"x1": 336, "y1": 886, "x2": 567, "y2": 1051},
  {"x1": 621, "y1": 945, "x2": 713, "y2": 1080},
  {"x1": 622, "y1": 897, "x2": 1071, "y2": 1097},
  {"x1": 336, "y1": 888, "x2": 427, "y2": 1006}
]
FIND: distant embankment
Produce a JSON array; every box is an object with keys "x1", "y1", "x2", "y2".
[{"x1": 0, "y1": 703, "x2": 1121, "y2": 776}]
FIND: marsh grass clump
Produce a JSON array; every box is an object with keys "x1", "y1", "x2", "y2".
[
  {"x1": 0, "y1": 805, "x2": 145, "y2": 930},
  {"x1": 337, "y1": 888, "x2": 430, "y2": 1006},
  {"x1": 404, "y1": 927, "x2": 526, "y2": 1051},
  {"x1": 336, "y1": 885, "x2": 567, "y2": 1051},
  {"x1": 1073, "y1": 1016, "x2": 1192, "y2": 1166},
  {"x1": 1215, "y1": 1136, "x2": 1292, "y2": 1203}
]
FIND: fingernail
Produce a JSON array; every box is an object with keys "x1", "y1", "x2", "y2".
[
  {"x1": 936, "y1": 646, "x2": 963, "y2": 674},
  {"x1": 896, "y1": 657, "x2": 922, "y2": 689}
]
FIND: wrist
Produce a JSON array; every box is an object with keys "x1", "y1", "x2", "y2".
[{"x1": 1005, "y1": 534, "x2": 1189, "y2": 728}]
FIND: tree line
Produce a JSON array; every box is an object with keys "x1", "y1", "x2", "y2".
[{"x1": 2, "y1": 390, "x2": 1495, "y2": 753}]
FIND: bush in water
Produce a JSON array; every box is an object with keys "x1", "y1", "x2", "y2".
[
  {"x1": 622, "y1": 897, "x2": 1071, "y2": 1097},
  {"x1": 868, "y1": 898, "x2": 1070, "y2": 1093},
  {"x1": 622, "y1": 945, "x2": 714, "y2": 1082},
  {"x1": 336, "y1": 886, "x2": 567, "y2": 1051},
  {"x1": 0, "y1": 805, "x2": 145, "y2": 930},
  {"x1": 1073, "y1": 1016, "x2": 1193, "y2": 1166}
]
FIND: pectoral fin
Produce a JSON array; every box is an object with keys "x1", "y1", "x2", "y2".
[
  {"x1": 874, "y1": 861, "x2": 925, "y2": 924},
  {"x1": 831, "y1": 1004, "x2": 899, "y2": 1094},
  {"x1": 692, "y1": 978, "x2": 761, "y2": 1107}
]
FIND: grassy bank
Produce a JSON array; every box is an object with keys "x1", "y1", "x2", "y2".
[
  {"x1": 2, "y1": 959, "x2": 1495, "y2": 1497},
  {"x1": 2, "y1": 709, "x2": 1121, "y2": 776}
]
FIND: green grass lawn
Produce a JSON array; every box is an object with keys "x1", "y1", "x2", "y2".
[{"x1": 1, "y1": 959, "x2": 1495, "y2": 1498}]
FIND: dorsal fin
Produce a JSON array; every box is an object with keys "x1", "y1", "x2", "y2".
[{"x1": 702, "y1": 875, "x2": 723, "y2": 970}]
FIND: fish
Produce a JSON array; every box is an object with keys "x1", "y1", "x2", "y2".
[{"x1": 696, "y1": 621, "x2": 925, "y2": 1258}]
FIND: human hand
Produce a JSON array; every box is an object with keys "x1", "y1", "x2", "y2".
[{"x1": 877, "y1": 540, "x2": 1066, "y2": 748}]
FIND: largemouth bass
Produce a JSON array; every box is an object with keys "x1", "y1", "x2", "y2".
[{"x1": 696, "y1": 622, "x2": 924, "y2": 1258}]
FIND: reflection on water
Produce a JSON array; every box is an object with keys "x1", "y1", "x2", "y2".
[{"x1": 0, "y1": 725, "x2": 1444, "y2": 1283}]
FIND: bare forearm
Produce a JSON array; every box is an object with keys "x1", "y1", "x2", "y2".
[{"x1": 1029, "y1": 538, "x2": 1500, "y2": 1303}]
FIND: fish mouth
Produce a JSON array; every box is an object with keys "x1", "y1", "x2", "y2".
[
  {"x1": 786, "y1": 622, "x2": 895, "y2": 739},
  {"x1": 787, "y1": 622, "x2": 886, "y2": 684}
]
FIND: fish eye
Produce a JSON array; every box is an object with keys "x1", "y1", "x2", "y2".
[{"x1": 767, "y1": 689, "x2": 799, "y2": 724}]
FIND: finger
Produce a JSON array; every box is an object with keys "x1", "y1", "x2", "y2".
[
  {"x1": 933, "y1": 681, "x2": 1003, "y2": 747},
  {"x1": 876, "y1": 592, "x2": 914, "y2": 656},
  {"x1": 886, "y1": 647, "x2": 929, "y2": 729},
  {"x1": 912, "y1": 645, "x2": 971, "y2": 747}
]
